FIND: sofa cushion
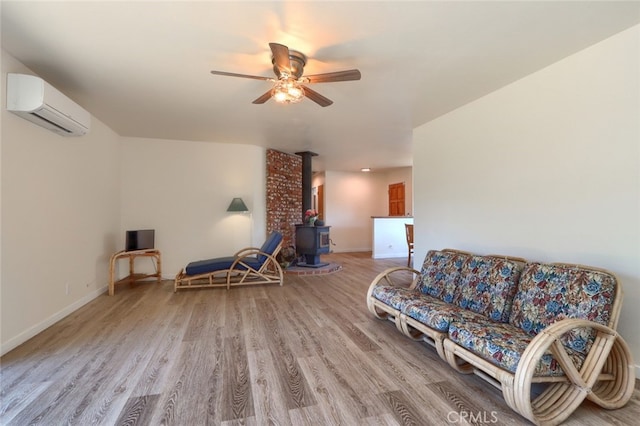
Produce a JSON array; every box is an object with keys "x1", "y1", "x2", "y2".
[
  {"x1": 403, "y1": 295, "x2": 493, "y2": 332},
  {"x1": 371, "y1": 286, "x2": 419, "y2": 313},
  {"x1": 452, "y1": 256, "x2": 523, "y2": 323},
  {"x1": 509, "y1": 263, "x2": 617, "y2": 355},
  {"x1": 415, "y1": 250, "x2": 469, "y2": 303},
  {"x1": 449, "y1": 319, "x2": 585, "y2": 377}
]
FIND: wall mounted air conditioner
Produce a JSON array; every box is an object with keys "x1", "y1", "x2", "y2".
[{"x1": 6, "y1": 73, "x2": 90, "y2": 137}]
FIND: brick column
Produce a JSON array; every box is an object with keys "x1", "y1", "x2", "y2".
[{"x1": 266, "y1": 149, "x2": 302, "y2": 248}]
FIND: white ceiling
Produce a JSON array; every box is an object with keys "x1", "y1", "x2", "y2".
[{"x1": 2, "y1": 1, "x2": 639, "y2": 172}]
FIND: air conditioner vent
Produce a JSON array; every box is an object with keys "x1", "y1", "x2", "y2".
[{"x1": 6, "y1": 73, "x2": 90, "y2": 137}]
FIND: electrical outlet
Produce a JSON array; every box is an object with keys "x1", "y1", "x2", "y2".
[{"x1": 65, "y1": 283, "x2": 70, "y2": 295}]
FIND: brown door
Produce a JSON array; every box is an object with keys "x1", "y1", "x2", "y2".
[
  {"x1": 317, "y1": 184, "x2": 324, "y2": 220},
  {"x1": 388, "y1": 182, "x2": 405, "y2": 216}
]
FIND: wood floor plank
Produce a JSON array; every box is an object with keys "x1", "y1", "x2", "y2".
[
  {"x1": 360, "y1": 412, "x2": 403, "y2": 426},
  {"x1": 222, "y1": 334, "x2": 255, "y2": 421},
  {"x1": 312, "y1": 321, "x2": 399, "y2": 398},
  {"x1": 149, "y1": 336, "x2": 224, "y2": 425},
  {"x1": 4, "y1": 350, "x2": 114, "y2": 425},
  {"x1": 0, "y1": 381, "x2": 51, "y2": 424},
  {"x1": 321, "y1": 305, "x2": 382, "y2": 353},
  {"x1": 220, "y1": 416, "x2": 258, "y2": 426},
  {"x1": 241, "y1": 304, "x2": 268, "y2": 353},
  {"x1": 0, "y1": 290, "x2": 142, "y2": 391},
  {"x1": 378, "y1": 389, "x2": 427, "y2": 426},
  {"x1": 254, "y1": 298, "x2": 317, "y2": 410},
  {"x1": 296, "y1": 356, "x2": 363, "y2": 425},
  {"x1": 71, "y1": 287, "x2": 185, "y2": 424},
  {"x1": 247, "y1": 349, "x2": 292, "y2": 425},
  {"x1": 182, "y1": 299, "x2": 224, "y2": 342},
  {"x1": 266, "y1": 287, "x2": 319, "y2": 359},
  {"x1": 114, "y1": 394, "x2": 160, "y2": 426},
  {"x1": 356, "y1": 319, "x2": 452, "y2": 385},
  {"x1": 564, "y1": 393, "x2": 640, "y2": 426},
  {"x1": 426, "y1": 379, "x2": 523, "y2": 425},
  {"x1": 128, "y1": 304, "x2": 190, "y2": 398},
  {"x1": 1, "y1": 253, "x2": 638, "y2": 425},
  {"x1": 288, "y1": 403, "x2": 355, "y2": 426}
]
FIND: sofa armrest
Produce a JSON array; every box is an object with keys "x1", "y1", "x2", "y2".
[
  {"x1": 507, "y1": 318, "x2": 635, "y2": 424},
  {"x1": 368, "y1": 266, "x2": 421, "y2": 291},
  {"x1": 365, "y1": 266, "x2": 420, "y2": 320}
]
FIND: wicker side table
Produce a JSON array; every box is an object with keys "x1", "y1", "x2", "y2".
[{"x1": 108, "y1": 249, "x2": 162, "y2": 295}]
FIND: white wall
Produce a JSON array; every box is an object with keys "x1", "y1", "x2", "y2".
[
  {"x1": 119, "y1": 137, "x2": 266, "y2": 277},
  {"x1": 413, "y1": 26, "x2": 639, "y2": 372},
  {"x1": 323, "y1": 167, "x2": 413, "y2": 253},
  {"x1": 1, "y1": 50, "x2": 122, "y2": 354},
  {"x1": 324, "y1": 171, "x2": 383, "y2": 252}
]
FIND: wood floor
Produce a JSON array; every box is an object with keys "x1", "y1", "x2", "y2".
[{"x1": 1, "y1": 252, "x2": 638, "y2": 425}]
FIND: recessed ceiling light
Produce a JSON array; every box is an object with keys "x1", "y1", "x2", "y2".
[{"x1": 361, "y1": 168, "x2": 371, "y2": 172}]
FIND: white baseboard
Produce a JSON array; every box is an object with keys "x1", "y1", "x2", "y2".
[
  {"x1": 325, "y1": 248, "x2": 408, "y2": 259},
  {"x1": 331, "y1": 248, "x2": 371, "y2": 253},
  {"x1": 372, "y1": 253, "x2": 409, "y2": 259},
  {"x1": 0, "y1": 285, "x2": 108, "y2": 356}
]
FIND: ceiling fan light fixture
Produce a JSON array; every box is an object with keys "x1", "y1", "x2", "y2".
[
  {"x1": 211, "y1": 42, "x2": 360, "y2": 107},
  {"x1": 272, "y1": 78, "x2": 305, "y2": 104}
]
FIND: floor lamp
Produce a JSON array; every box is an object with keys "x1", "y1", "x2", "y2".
[{"x1": 226, "y1": 197, "x2": 252, "y2": 246}]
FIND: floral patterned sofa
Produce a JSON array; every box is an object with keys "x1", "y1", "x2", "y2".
[{"x1": 366, "y1": 249, "x2": 635, "y2": 425}]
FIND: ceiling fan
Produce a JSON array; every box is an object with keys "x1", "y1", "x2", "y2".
[{"x1": 210, "y1": 42, "x2": 361, "y2": 107}]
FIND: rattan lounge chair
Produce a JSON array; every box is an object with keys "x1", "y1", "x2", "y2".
[{"x1": 174, "y1": 231, "x2": 284, "y2": 291}]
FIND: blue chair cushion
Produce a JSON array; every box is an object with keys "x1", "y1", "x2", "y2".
[
  {"x1": 185, "y1": 256, "x2": 263, "y2": 276},
  {"x1": 257, "y1": 231, "x2": 283, "y2": 263}
]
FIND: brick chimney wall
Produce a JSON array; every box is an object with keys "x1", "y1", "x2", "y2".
[{"x1": 266, "y1": 149, "x2": 302, "y2": 248}]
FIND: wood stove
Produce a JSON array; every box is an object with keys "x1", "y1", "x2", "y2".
[
  {"x1": 295, "y1": 225, "x2": 330, "y2": 267},
  {"x1": 294, "y1": 151, "x2": 331, "y2": 267}
]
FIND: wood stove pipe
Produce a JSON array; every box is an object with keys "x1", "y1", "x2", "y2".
[{"x1": 295, "y1": 151, "x2": 317, "y2": 223}]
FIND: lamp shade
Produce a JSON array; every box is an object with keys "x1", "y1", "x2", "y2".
[{"x1": 227, "y1": 197, "x2": 249, "y2": 212}]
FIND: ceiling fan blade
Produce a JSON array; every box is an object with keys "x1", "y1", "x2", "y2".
[
  {"x1": 304, "y1": 69, "x2": 361, "y2": 84},
  {"x1": 252, "y1": 90, "x2": 273, "y2": 104},
  {"x1": 269, "y1": 42, "x2": 291, "y2": 74},
  {"x1": 302, "y1": 86, "x2": 333, "y2": 107},
  {"x1": 210, "y1": 70, "x2": 272, "y2": 81}
]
